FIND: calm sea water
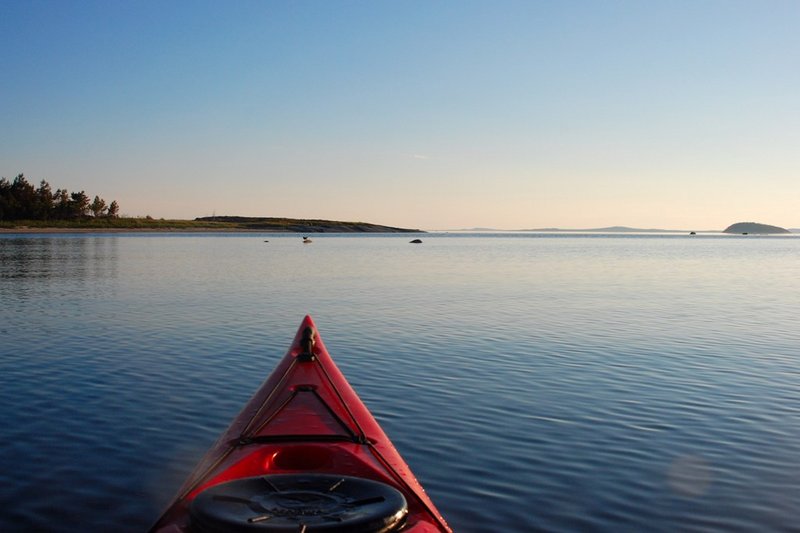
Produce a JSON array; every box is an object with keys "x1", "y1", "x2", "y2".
[{"x1": 1, "y1": 232, "x2": 799, "y2": 532}]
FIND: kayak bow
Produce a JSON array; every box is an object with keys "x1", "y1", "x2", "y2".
[{"x1": 151, "y1": 315, "x2": 451, "y2": 532}]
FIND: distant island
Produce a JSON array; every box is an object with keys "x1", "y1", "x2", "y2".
[
  {"x1": 722, "y1": 222, "x2": 791, "y2": 234},
  {"x1": 446, "y1": 226, "x2": 692, "y2": 233},
  {"x1": 520, "y1": 226, "x2": 692, "y2": 233},
  {"x1": 449, "y1": 224, "x2": 798, "y2": 234},
  {"x1": 194, "y1": 216, "x2": 421, "y2": 233}
]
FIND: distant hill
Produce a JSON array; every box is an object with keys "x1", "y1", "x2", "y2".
[
  {"x1": 444, "y1": 226, "x2": 710, "y2": 233},
  {"x1": 444, "y1": 224, "x2": 800, "y2": 234},
  {"x1": 194, "y1": 216, "x2": 422, "y2": 233},
  {"x1": 520, "y1": 226, "x2": 692, "y2": 233},
  {"x1": 722, "y1": 222, "x2": 790, "y2": 234}
]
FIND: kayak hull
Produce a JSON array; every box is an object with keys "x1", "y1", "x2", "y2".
[{"x1": 150, "y1": 315, "x2": 451, "y2": 532}]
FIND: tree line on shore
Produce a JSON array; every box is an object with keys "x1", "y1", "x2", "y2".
[{"x1": 0, "y1": 174, "x2": 119, "y2": 221}]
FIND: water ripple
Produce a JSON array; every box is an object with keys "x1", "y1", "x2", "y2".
[{"x1": 1, "y1": 234, "x2": 799, "y2": 531}]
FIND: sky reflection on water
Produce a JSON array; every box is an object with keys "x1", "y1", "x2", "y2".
[{"x1": 1, "y1": 233, "x2": 799, "y2": 532}]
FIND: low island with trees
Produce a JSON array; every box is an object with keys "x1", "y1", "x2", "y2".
[{"x1": 1, "y1": 174, "x2": 421, "y2": 233}]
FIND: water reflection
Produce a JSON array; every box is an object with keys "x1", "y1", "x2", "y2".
[
  {"x1": 0, "y1": 236, "x2": 119, "y2": 282},
  {"x1": 0, "y1": 233, "x2": 798, "y2": 531}
]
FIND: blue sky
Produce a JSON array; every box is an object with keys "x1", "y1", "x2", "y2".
[{"x1": 2, "y1": 1, "x2": 798, "y2": 229}]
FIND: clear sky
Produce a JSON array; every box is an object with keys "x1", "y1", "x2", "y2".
[{"x1": 2, "y1": 1, "x2": 798, "y2": 230}]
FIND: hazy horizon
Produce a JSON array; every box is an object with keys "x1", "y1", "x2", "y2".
[
  {"x1": 3, "y1": 2, "x2": 798, "y2": 230},
  {"x1": 435, "y1": 223, "x2": 799, "y2": 232}
]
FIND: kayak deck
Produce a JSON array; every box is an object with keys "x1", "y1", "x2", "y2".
[{"x1": 150, "y1": 315, "x2": 451, "y2": 532}]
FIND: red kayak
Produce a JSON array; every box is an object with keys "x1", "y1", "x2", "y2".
[{"x1": 151, "y1": 315, "x2": 452, "y2": 532}]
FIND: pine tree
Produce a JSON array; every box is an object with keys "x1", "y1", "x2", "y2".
[
  {"x1": 90, "y1": 195, "x2": 107, "y2": 217},
  {"x1": 107, "y1": 200, "x2": 120, "y2": 218}
]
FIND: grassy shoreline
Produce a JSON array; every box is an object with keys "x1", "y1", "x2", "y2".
[{"x1": 0, "y1": 217, "x2": 423, "y2": 233}]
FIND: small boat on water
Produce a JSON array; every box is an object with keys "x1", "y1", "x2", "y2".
[{"x1": 150, "y1": 315, "x2": 451, "y2": 532}]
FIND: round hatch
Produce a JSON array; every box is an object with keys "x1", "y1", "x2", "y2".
[{"x1": 189, "y1": 474, "x2": 408, "y2": 533}]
